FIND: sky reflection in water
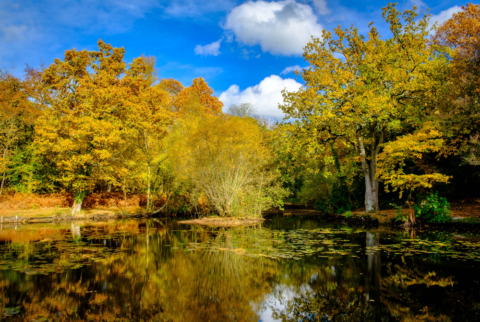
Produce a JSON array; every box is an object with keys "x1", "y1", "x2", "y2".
[{"x1": 0, "y1": 216, "x2": 479, "y2": 321}]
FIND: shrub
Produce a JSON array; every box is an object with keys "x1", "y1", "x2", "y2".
[
  {"x1": 390, "y1": 203, "x2": 408, "y2": 223},
  {"x1": 169, "y1": 113, "x2": 288, "y2": 218},
  {"x1": 343, "y1": 210, "x2": 353, "y2": 218},
  {"x1": 413, "y1": 192, "x2": 451, "y2": 224},
  {"x1": 315, "y1": 180, "x2": 353, "y2": 214}
]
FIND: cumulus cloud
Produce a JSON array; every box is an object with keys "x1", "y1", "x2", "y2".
[
  {"x1": 280, "y1": 65, "x2": 304, "y2": 75},
  {"x1": 219, "y1": 75, "x2": 302, "y2": 119},
  {"x1": 195, "y1": 39, "x2": 222, "y2": 56},
  {"x1": 223, "y1": 0, "x2": 323, "y2": 56},
  {"x1": 429, "y1": 6, "x2": 462, "y2": 29},
  {"x1": 311, "y1": 0, "x2": 330, "y2": 14}
]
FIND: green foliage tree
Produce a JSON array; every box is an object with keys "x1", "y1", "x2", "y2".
[{"x1": 0, "y1": 69, "x2": 40, "y2": 194}]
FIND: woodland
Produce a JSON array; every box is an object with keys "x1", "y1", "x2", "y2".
[{"x1": 1, "y1": 3, "x2": 480, "y2": 224}]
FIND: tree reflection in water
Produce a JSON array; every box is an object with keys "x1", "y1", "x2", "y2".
[
  {"x1": 272, "y1": 231, "x2": 458, "y2": 322},
  {"x1": 0, "y1": 219, "x2": 478, "y2": 321}
]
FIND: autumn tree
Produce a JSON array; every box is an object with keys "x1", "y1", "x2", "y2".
[
  {"x1": 227, "y1": 103, "x2": 256, "y2": 118},
  {"x1": 169, "y1": 102, "x2": 288, "y2": 217},
  {"x1": 120, "y1": 57, "x2": 174, "y2": 212},
  {"x1": 281, "y1": 4, "x2": 450, "y2": 211},
  {"x1": 173, "y1": 77, "x2": 223, "y2": 116},
  {"x1": 433, "y1": 4, "x2": 480, "y2": 165},
  {"x1": 375, "y1": 123, "x2": 450, "y2": 200},
  {"x1": 36, "y1": 40, "x2": 145, "y2": 214},
  {"x1": 0, "y1": 70, "x2": 39, "y2": 194},
  {"x1": 159, "y1": 78, "x2": 184, "y2": 97}
]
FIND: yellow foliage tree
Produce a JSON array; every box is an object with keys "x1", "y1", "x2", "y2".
[
  {"x1": 376, "y1": 123, "x2": 450, "y2": 198},
  {"x1": 121, "y1": 57, "x2": 174, "y2": 212},
  {"x1": 280, "y1": 4, "x2": 449, "y2": 211},
  {"x1": 91, "y1": 56, "x2": 174, "y2": 213},
  {"x1": 169, "y1": 102, "x2": 287, "y2": 217},
  {"x1": 36, "y1": 40, "x2": 170, "y2": 215}
]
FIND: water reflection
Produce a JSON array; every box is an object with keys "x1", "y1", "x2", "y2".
[{"x1": 0, "y1": 218, "x2": 478, "y2": 321}]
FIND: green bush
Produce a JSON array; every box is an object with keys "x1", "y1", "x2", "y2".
[
  {"x1": 343, "y1": 210, "x2": 353, "y2": 218},
  {"x1": 413, "y1": 192, "x2": 451, "y2": 224},
  {"x1": 314, "y1": 180, "x2": 353, "y2": 214},
  {"x1": 390, "y1": 203, "x2": 408, "y2": 223}
]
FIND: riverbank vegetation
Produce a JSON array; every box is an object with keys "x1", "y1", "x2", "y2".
[{"x1": 1, "y1": 3, "x2": 480, "y2": 222}]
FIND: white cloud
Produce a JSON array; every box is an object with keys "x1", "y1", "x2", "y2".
[
  {"x1": 1, "y1": 25, "x2": 28, "y2": 42},
  {"x1": 223, "y1": 0, "x2": 323, "y2": 56},
  {"x1": 409, "y1": 0, "x2": 426, "y2": 9},
  {"x1": 429, "y1": 6, "x2": 462, "y2": 29},
  {"x1": 0, "y1": 0, "x2": 162, "y2": 69},
  {"x1": 195, "y1": 39, "x2": 222, "y2": 56},
  {"x1": 219, "y1": 75, "x2": 302, "y2": 119},
  {"x1": 280, "y1": 65, "x2": 304, "y2": 75},
  {"x1": 311, "y1": 0, "x2": 330, "y2": 15}
]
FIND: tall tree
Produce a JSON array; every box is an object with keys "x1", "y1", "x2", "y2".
[
  {"x1": 280, "y1": 4, "x2": 449, "y2": 211},
  {"x1": 37, "y1": 40, "x2": 135, "y2": 214},
  {"x1": 173, "y1": 77, "x2": 224, "y2": 115},
  {"x1": 0, "y1": 71, "x2": 38, "y2": 194},
  {"x1": 121, "y1": 57, "x2": 173, "y2": 212},
  {"x1": 433, "y1": 4, "x2": 480, "y2": 165}
]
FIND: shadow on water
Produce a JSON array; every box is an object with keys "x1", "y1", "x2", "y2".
[{"x1": 0, "y1": 216, "x2": 479, "y2": 321}]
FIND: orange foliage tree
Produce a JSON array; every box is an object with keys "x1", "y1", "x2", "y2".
[
  {"x1": 174, "y1": 77, "x2": 223, "y2": 115},
  {"x1": 433, "y1": 4, "x2": 480, "y2": 165}
]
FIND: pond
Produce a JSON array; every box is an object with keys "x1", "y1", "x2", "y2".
[{"x1": 0, "y1": 216, "x2": 480, "y2": 321}]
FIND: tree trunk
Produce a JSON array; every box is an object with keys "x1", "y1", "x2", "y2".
[
  {"x1": 358, "y1": 129, "x2": 384, "y2": 212},
  {"x1": 358, "y1": 137, "x2": 375, "y2": 212},
  {"x1": 370, "y1": 136, "x2": 381, "y2": 212},
  {"x1": 71, "y1": 199, "x2": 83, "y2": 216},
  {"x1": 123, "y1": 179, "x2": 127, "y2": 215},
  {"x1": 147, "y1": 165, "x2": 151, "y2": 211},
  {"x1": 0, "y1": 169, "x2": 5, "y2": 195}
]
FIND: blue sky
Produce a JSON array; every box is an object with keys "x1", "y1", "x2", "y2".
[{"x1": 0, "y1": 0, "x2": 467, "y2": 118}]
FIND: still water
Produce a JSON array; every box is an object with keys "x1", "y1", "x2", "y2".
[{"x1": 0, "y1": 216, "x2": 480, "y2": 321}]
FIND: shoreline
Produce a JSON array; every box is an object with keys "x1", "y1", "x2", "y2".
[
  {"x1": 178, "y1": 217, "x2": 265, "y2": 227},
  {"x1": 275, "y1": 211, "x2": 480, "y2": 232},
  {"x1": 2, "y1": 206, "x2": 480, "y2": 232},
  {"x1": 0, "y1": 212, "x2": 153, "y2": 225}
]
